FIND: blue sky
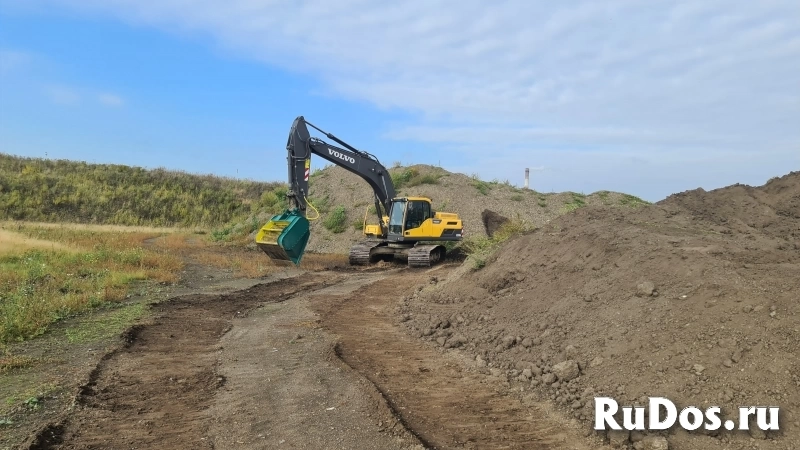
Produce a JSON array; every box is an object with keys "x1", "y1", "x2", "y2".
[{"x1": 1, "y1": 1, "x2": 798, "y2": 202}]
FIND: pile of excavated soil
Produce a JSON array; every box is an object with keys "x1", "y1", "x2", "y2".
[
  {"x1": 481, "y1": 209, "x2": 511, "y2": 237},
  {"x1": 298, "y1": 164, "x2": 642, "y2": 254},
  {"x1": 398, "y1": 171, "x2": 800, "y2": 450}
]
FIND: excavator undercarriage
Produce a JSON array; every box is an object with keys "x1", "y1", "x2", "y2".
[{"x1": 349, "y1": 241, "x2": 447, "y2": 268}]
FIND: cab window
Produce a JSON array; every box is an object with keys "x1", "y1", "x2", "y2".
[
  {"x1": 404, "y1": 200, "x2": 430, "y2": 230},
  {"x1": 388, "y1": 200, "x2": 406, "y2": 234}
]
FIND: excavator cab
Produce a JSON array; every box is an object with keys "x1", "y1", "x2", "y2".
[
  {"x1": 255, "y1": 209, "x2": 310, "y2": 265},
  {"x1": 387, "y1": 198, "x2": 432, "y2": 240}
]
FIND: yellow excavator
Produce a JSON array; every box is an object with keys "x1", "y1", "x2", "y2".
[{"x1": 255, "y1": 116, "x2": 464, "y2": 268}]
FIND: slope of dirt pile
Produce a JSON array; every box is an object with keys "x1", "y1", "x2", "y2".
[
  {"x1": 297, "y1": 164, "x2": 643, "y2": 254},
  {"x1": 398, "y1": 171, "x2": 800, "y2": 449},
  {"x1": 311, "y1": 266, "x2": 600, "y2": 450},
  {"x1": 657, "y1": 173, "x2": 800, "y2": 242}
]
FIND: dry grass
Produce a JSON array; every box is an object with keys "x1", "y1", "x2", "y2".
[
  {"x1": 0, "y1": 229, "x2": 74, "y2": 255},
  {"x1": 192, "y1": 251, "x2": 235, "y2": 269},
  {"x1": 0, "y1": 223, "x2": 184, "y2": 344},
  {"x1": 189, "y1": 247, "x2": 348, "y2": 279},
  {"x1": 0, "y1": 348, "x2": 36, "y2": 374},
  {"x1": 1, "y1": 218, "x2": 351, "y2": 343},
  {"x1": 228, "y1": 254, "x2": 278, "y2": 279},
  {"x1": 0, "y1": 220, "x2": 193, "y2": 234},
  {"x1": 144, "y1": 232, "x2": 206, "y2": 250}
]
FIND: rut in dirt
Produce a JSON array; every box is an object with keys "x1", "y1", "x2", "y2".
[
  {"x1": 24, "y1": 274, "x2": 336, "y2": 450},
  {"x1": 312, "y1": 267, "x2": 588, "y2": 450}
]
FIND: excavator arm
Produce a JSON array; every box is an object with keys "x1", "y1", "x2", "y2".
[
  {"x1": 285, "y1": 116, "x2": 395, "y2": 229},
  {"x1": 255, "y1": 116, "x2": 396, "y2": 265},
  {"x1": 257, "y1": 115, "x2": 464, "y2": 267}
]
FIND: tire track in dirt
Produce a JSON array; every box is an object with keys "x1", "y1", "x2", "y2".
[
  {"x1": 24, "y1": 273, "x2": 338, "y2": 450},
  {"x1": 311, "y1": 266, "x2": 596, "y2": 450},
  {"x1": 205, "y1": 269, "x2": 426, "y2": 450}
]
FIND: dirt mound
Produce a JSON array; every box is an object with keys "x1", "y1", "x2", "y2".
[
  {"x1": 657, "y1": 171, "x2": 800, "y2": 241},
  {"x1": 398, "y1": 170, "x2": 800, "y2": 449},
  {"x1": 481, "y1": 209, "x2": 510, "y2": 237},
  {"x1": 295, "y1": 163, "x2": 645, "y2": 254}
]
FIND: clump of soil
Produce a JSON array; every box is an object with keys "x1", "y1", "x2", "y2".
[
  {"x1": 481, "y1": 209, "x2": 510, "y2": 237},
  {"x1": 399, "y1": 171, "x2": 800, "y2": 449}
]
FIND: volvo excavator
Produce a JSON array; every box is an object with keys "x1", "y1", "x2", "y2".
[{"x1": 254, "y1": 116, "x2": 464, "y2": 268}]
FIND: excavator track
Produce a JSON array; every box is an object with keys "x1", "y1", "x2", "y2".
[
  {"x1": 349, "y1": 240, "x2": 382, "y2": 265},
  {"x1": 407, "y1": 244, "x2": 444, "y2": 268}
]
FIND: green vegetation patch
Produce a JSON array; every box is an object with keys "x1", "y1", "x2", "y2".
[
  {"x1": 562, "y1": 193, "x2": 587, "y2": 212},
  {"x1": 595, "y1": 190, "x2": 612, "y2": 205},
  {"x1": 390, "y1": 167, "x2": 444, "y2": 190},
  {"x1": 210, "y1": 185, "x2": 291, "y2": 242},
  {"x1": 351, "y1": 217, "x2": 365, "y2": 232},
  {"x1": 460, "y1": 218, "x2": 535, "y2": 269},
  {"x1": 619, "y1": 194, "x2": 650, "y2": 207},
  {"x1": 64, "y1": 302, "x2": 146, "y2": 344},
  {"x1": 323, "y1": 206, "x2": 347, "y2": 233},
  {"x1": 471, "y1": 180, "x2": 491, "y2": 196},
  {"x1": 0, "y1": 153, "x2": 283, "y2": 227},
  {"x1": 537, "y1": 194, "x2": 548, "y2": 208},
  {"x1": 0, "y1": 226, "x2": 181, "y2": 344}
]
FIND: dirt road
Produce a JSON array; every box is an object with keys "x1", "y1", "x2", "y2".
[{"x1": 22, "y1": 262, "x2": 602, "y2": 450}]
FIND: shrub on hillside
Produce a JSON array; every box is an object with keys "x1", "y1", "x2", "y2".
[
  {"x1": 619, "y1": 194, "x2": 649, "y2": 207},
  {"x1": 471, "y1": 179, "x2": 491, "y2": 195},
  {"x1": 323, "y1": 205, "x2": 347, "y2": 233},
  {"x1": 391, "y1": 167, "x2": 443, "y2": 190},
  {"x1": 562, "y1": 193, "x2": 587, "y2": 212},
  {"x1": 461, "y1": 218, "x2": 535, "y2": 269}
]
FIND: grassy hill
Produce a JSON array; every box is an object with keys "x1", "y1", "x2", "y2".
[
  {"x1": 209, "y1": 162, "x2": 649, "y2": 254},
  {"x1": 296, "y1": 164, "x2": 649, "y2": 254},
  {"x1": 0, "y1": 153, "x2": 650, "y2": 254},
  {"x1": 0, "y1": 153, "x2": 284, "y2": 227}
]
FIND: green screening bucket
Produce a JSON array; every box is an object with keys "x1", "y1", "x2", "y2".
[{"x1": 255, "y1": 210, "x2": 311, "y2": 265}]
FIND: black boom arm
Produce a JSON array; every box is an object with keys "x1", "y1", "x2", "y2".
[{"x1": 285, "y1": 116, "x2": 396, "y2": 225}]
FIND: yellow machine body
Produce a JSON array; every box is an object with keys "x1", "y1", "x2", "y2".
[{"x1": 360, "y1": 196, "x2": 463, "y2": 240}]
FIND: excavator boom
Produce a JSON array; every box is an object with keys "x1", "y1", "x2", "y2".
[
  {"x1": 256, "y1": 116, "x2": 395, "y2": 264},
  {"x1": 285, "y1": 116, "x2": 395, "y2": 219}
]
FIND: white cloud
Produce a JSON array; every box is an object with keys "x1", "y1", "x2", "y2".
[
  {"x1": 98, "y1": 93, "x2": 125, "y2": 107},
  {"x1": 44, "y1": 84, "x2": 81, "y2": 105},
  {"x1": 23, "y1": 0, "x2": 800, "y2": 198},
  {"x1": 41, "y1": 84, "x2": 126, "y2": 108},
  {"x1": 0, "y1": 49, "x2": 33, "y2": 74}
]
